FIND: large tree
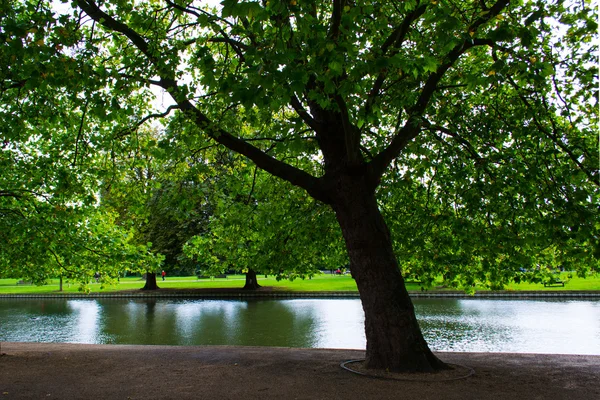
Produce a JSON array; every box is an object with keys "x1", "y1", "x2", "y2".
[{"x1": 2, "y1": 0, "x2": 597, "y2": 371}]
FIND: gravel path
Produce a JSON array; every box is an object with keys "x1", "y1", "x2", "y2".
[{"x1": 1, "y1": 342, "x2": 598, "y2": 399}]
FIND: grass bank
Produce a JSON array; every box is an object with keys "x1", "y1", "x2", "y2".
[{"x1": 1, "y1": 272, "x2": 599, "y2": 295}]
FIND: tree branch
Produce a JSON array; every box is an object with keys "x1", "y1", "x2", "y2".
[
  {"x1": 0, "y1": 189, "x2": 54, "y2": 202},
  {"x1": 246, "y1": 165, "x2": 259, "y2": 205},
  {"x1": 114, "y1": 105, "x2": 180, "y2": 139},
  {"x1": 76, "y1": 0, "x2": 156, "y2": 63},
  {"x1": 424, "y1": 122, "x2": 482, "y2": 162},
  {"x1": 505, "y1": 75, "x2": 599, "y2": 187},
  {"x1": 364, "y1": 4, "x2": 428, "y2": 119},
  {"x1": 208, "y1": 37, "x2": 247, "y2": 61},
  {"x1": 335, "y1": 94, "x2": 360, "y2": 163},
  {"x1": 75, "y1": 0, "x2": 329, "y2": 203},
  {"x1": 2, "y1": 80, "x2": 27, "y2": 92},
  {"x1": 328, "y1": 0, "x2": 346, "y2": 41},
  {"x1": 72, "y1": 99, "x2": 90, "y2": 167},
  {"x1": 165, "y1": 0, "x2": 201, "y2": 18},
  {"x1": 290, "y1": 94, "x2": 321, "y2": 132},
  {"x1": 367, "y1": 0, "x2": 510, "y2": 185},
  {"x1": 0, "y1": 190, "x2": 22, "y2": 198}
]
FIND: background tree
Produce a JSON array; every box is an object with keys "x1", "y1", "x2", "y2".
[
  {"x1": 99, "y1": 126, "x2": 214, "y2": 288},
  {"x1": 0, "y1": 137, "x2": 160, "y2": 291},
  {"x1": 0, "y1": 0, "x2": 164, "y2": 288},
  {"x1": 184, "y1": 154, "x2": 347, "y2": 289},
  {"x1": 2, "y1": 0, "x2": 597, "y2": 372}
]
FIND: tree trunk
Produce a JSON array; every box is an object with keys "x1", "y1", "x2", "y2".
[
  {"x1": 141, "y1": 272, "x2": 159, "y2": 290},
  {"x1": 243, "y1": 269, "x2": 261, "y2": 290},
  {"x1": 331, "y1": 178, "x2": 447, "y2": 372},
  {"x1": 59, "y1": 276, "x2": 63, "y2": 292}
]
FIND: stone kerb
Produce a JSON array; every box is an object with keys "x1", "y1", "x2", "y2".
[{"x1": 1, "y1": 290, "x2": 599, "y2": 299}]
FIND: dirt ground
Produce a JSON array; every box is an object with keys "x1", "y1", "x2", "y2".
[{"x1": 0, "y1": 342, "x2": 598, "y2": 399}]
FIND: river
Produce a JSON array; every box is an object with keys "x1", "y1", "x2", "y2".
[{"x1": 1, "y1": 298, "x2": 598, "y2": 354}]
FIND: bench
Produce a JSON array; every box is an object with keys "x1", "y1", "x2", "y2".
[
  {"x1": 544, "y1": 280, "x2": 565, "y2": 287},
  {"x1": 16, "y1": 280, "x2": 32, "y2": 285}
]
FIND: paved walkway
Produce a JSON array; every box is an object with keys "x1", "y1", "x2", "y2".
[{"x1": 1, "y1": 342, "x2": 598, "y2": 399}]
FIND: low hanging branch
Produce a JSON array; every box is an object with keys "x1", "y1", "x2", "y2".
[
  {"x1": 504, "y1": 75, "x2": 599, "y2": 187},
  {"x1": 72, "y1": 99, "x2": 90, "y2": 167}
]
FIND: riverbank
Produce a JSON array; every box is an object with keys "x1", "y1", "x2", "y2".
[
  {"x1": 1, "y1": 342, "x2": 598, "y2": 399},
  {"x1": 1, "y1": 286, "x2": 600, "y2": 299}
]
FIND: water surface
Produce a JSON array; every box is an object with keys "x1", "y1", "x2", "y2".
[{"x1": 1, "y1": 298, "x2": 598, "y2": 354}]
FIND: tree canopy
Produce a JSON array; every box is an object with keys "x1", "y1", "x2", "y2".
[{"x1": 1, "y1": 0, "x2": 597, "y2": 371}]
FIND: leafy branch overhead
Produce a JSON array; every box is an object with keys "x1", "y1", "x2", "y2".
[
  {"x1": 68, "y1": 0, "x2": 597, "y2": 268},
  {"x1": 2, "y1": 0, "x2": 597, "y2": 279}
]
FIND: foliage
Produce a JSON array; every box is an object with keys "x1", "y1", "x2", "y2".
[
  {"x1": 2, "y1": 0, "x2": 595, "y2": 284},
  {"x1": 0, "y1": 0, "x2": 163, "y2": 288},
  {"x1": 184, "y1": 155, "x2": 347, "y2": 279},
  {"x1": 362, "y1": 0, "x2": 599, "y2": 291},
  {"x1": 99, "y1": 126, "x2": 213, "y2": 275},
  {"x1": 0, "y1": 188, "x2": 160, "y2": 290}
]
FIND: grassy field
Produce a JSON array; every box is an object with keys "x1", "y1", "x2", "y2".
[{"x1": 0, "y1": 272, "x2": 599, "y2": 294}]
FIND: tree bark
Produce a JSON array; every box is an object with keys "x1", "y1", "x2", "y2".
[
  {"x1": 141, "y1": 272, "x2": 159, "y2": 290},
  {"x1": 243, "y1": 269, "x2": 261, "y2": 290},
  {"x1": 330, "y1": 176, "x2": 447, "y2": 372}
]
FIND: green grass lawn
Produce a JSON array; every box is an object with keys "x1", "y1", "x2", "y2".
[
  {"x1": 0, "y1": 272, "x2": 599, "y2": 294},
  {"x1": 503, "y1": 273, "x2": 600, "y2": 291},
  {"x1": 0, "y1": 274, "x2": 359, "y2": 294}
]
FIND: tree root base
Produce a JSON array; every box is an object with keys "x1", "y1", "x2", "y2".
[{"x1": 340, "y1": 359, "x2": 475, "y2": 382}]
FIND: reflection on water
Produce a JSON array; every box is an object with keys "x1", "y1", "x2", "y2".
[
  {"x1": 415, "y1": 299, "x2": 600, "y2": 354},
  {"x1": 0, "y1": 298, "x2": 598, "y2": 355}
]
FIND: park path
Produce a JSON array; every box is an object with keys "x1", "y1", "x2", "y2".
[{"x1": 1, "y1": 342, "x2": 598, "y2": 399}]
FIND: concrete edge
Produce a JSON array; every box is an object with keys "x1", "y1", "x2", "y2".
[{"x1": 1, "y1": 290, "x2": 599, "y2": 299}]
